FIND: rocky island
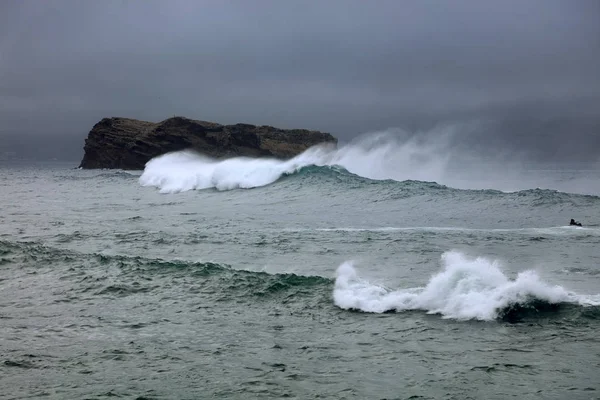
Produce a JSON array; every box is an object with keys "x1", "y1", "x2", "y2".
[{"x1": 79, "y1": 116, "x2": 337, "y2": 169}]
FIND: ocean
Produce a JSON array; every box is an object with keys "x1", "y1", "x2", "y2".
[{"x1": 1, "y1": 135, "x2": 600, "y2": 399}]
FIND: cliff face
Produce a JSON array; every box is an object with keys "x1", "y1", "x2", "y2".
[{"x1": 79, "y1": 117, "x2": 337, "y2": 169}]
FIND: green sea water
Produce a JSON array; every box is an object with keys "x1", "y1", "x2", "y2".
[{"x1": 1, "y1": 152, "x2": 599, "y2": 399}]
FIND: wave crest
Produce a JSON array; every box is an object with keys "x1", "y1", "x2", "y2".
[
  {"x1": 137, "y1": 129, "x2": 455, "y2": 193},
  {"x1": 138, "y1": 145, "x2": 335, "y2": 193},
  {"x1": 333, "y1": 251, "x2": 600, "y2": 321},
  {"x1": 138, "y1": 129, "x2": 600, "y2": 195}
]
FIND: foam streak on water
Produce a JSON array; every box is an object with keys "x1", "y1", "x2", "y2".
[{"x1": 333, "y1": 251, "x2": 600, "y2": 320}]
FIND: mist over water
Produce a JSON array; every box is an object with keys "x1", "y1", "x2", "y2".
[{"x1": 139, "y1": 128, "x2": 600, "y2": 195}]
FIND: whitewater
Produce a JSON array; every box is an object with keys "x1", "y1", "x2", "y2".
[
  {"x1": 334, "y1": 250, "x2": 600, "y2": 320},
  {"x1": 2, "y1": 137, "x2": 600, "y2": 398},
  {"x1": 139, "y1": 131, "x2": 600, "y2": 195}
]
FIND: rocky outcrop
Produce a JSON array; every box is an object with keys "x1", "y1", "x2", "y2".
[{"x1": 79, "y1": 116, "x2": 337, "y2": 169}]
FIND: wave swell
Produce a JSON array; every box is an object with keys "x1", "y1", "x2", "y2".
[
  {"x1": 0, "y1": 240, "x2": 330, "y2": 300},
  {"x1": 138, "y1": 130, "x2": 600, "y2": 195},
  {"x1": 2, "y1": 240, "x2": 598, "y2": 322},
  {"x1": 333, "y1": 251, "x2": 600, "y2": 321},
  {"x1": 138, "y1": 145, "x2": 333, "y2": 193},
  {"x1": 138, "y1": 131, "x2": 454, "y2": 193}
]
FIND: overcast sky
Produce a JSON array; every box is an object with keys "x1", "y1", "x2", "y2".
[{"x1": 1, "y1": 0, "x2": 599, "y2": 161}]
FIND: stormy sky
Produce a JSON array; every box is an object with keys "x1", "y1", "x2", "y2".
[{"x1": 1, "y1": 0, "x2": 599, "y2": 162}]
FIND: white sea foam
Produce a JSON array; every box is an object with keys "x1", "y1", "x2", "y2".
[
  {"x1": 137, "y1": 130, "x2": 456, "y2": 193},
  {"x1": 138, "y1": 128, "x2": 600, "y2": 194},
  {"x1": 139, "y1": 145, "x2": 334, "y2": 193},
  {"x1": 333, "y1": 251, "x2": 600, "y2": 320},
  {"x1": 294, "y1": 226, "x2": 600, "y2": 237}
]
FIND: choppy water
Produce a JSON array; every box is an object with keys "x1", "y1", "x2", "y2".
[{"x1": 1, "y1": 137, "x2": 600, "y2": 399}]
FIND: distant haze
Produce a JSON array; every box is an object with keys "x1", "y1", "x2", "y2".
[{"x1": 1, "y1": 0, "x2": 599, "y2": 162}]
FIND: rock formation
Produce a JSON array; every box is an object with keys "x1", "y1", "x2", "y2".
[{"x1": 79, "y1": 116, "x2": 337, "y2": 169}]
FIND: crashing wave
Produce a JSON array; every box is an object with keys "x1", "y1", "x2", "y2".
[
  {"x1": 333, "y1": 250, "x2": 600, "y2": 321},
  {"x1": 138, "y1": 130, "x2": 600, "y2": 195}
]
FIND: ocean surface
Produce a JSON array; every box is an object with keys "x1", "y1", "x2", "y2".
[{"x1": 2, "y1": 136, "x2": 600, "y2": 399}]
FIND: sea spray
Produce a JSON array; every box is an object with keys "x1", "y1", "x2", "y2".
[
  {"x1": 138, "y1": 130, "x2": 454, "y2": 193},
  {"x1": 138, "y1": 145, "x2": 336, "y2": 193},
  {"x1": 139, "y1": 129, "x2": 600, "y2": 194},
  {"x1": 333, "y1": 251, "x2": 598, "y2": 320}
]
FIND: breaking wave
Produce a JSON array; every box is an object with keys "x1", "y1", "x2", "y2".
[
  {"x1": 333, "y1": 250, "x2": 600, "y2": 321},
  {"x1": 137, "y1": 130, "x2": 454, "y2": 193},
  {"x1": 139, "y1": 130, "x2": 600, "y2": 195},
  {"x1": 2, "y1": 240, "x2": 598, "y2": 322}
]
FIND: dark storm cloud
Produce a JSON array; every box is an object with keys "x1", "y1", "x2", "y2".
[{"x1": 1, "y1": 0, "x2": 599, "y2": 161}]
